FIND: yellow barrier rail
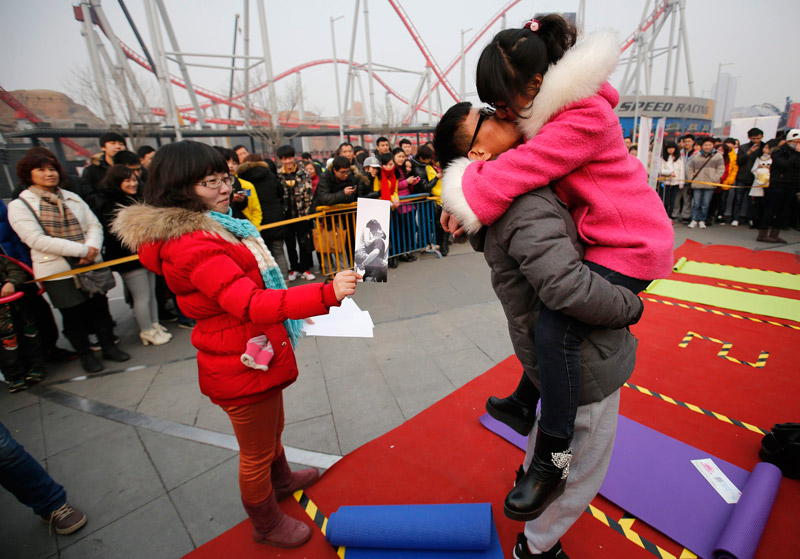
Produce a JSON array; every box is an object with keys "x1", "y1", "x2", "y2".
[{"x1": 29, "y1": 198, "x2": 442, "y2": 283}]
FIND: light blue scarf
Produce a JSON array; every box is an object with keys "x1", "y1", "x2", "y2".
[{"x1": 209, "y1": 209, "x2": 304, "y2": 348}]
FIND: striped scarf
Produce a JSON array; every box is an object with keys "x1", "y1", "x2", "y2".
[
  {"x1": 208, "y1": 209, "x2": 304, "y2": 348},
  {"x1": 28, "y1": 187, "x2": 85, "y2": 243}
]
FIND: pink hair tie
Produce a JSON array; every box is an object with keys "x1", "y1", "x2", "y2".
[{"x1": 523, "y1": 19, "x2": 540, "y2": 32}]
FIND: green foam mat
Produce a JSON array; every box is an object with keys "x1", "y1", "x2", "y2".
[
  {"x1": 644, "y1": 279, "x2": 800, "y2": 322},
  {"x1": 672, "y1": 257, "x2": 800, "y2": 291}
]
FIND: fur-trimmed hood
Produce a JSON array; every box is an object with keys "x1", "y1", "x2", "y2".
[
  {"x1": 236, "y1": 160, "x2": 269, "y2": 175},
  {"x1": 517, "y1": 29, "x2": 619, "y2": 139},
  {"x1": 112, "y1": 204, "x2": 238, "y2": 253}
]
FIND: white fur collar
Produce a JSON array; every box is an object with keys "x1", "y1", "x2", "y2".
[{"x1": 517, "y1": 30, "x2": 619, "y2": 139}]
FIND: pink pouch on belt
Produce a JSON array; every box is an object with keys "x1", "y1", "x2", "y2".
[{"x1": 240, "y1": 335, "x2": 274, "y2": 371}]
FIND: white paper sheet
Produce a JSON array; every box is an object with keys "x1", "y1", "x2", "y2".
[{"x1": 303, "y1": 298, "x2": 374, "y2": 338}]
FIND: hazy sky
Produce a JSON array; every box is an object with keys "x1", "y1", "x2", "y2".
[{"x1": 1, "y1": 0, "x2": 798, "y2": 123}]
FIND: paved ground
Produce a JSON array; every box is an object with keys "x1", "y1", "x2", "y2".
[{"x1": 2, "y1": 222, "x2": 798, "y2": 559}]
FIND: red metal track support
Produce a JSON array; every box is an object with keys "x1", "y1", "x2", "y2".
[
  {"x1": 619, "y1": 0, "x2": 670, "y2": 52},
  {"x1": 386, "y1": 0, "x2": 460, "y2": 103},
  {"x1": 403, "y1": 0, "x2": 521, "y2": 124}
]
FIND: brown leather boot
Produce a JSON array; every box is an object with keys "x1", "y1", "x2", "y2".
[
  {"x1": 242, "y1": 494, "x2": 311, "y2": 548},
  {"x1": 756, "y1": 229, "x2": 775, "y2": 242},
  {"x1": 271, "y1": 450, "x2": 320, "y2": 501},
  {"x1": 768, "y1": 228, "x2": 788, "y2": 243}
]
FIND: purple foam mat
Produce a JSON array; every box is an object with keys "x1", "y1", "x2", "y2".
[{"x1": 480, "y1": 414, "x2": 782, "y2": 559}]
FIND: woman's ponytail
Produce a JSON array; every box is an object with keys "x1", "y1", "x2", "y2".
[
  {"x1": 475, "y1": 13, "x2": 577, "y2": 116},
  {"x1": 536, "y1": 13, "x2": 577, "y2": 67}
]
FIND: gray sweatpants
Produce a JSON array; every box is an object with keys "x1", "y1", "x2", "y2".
[{"x1": 522, "y1": 389, "x2": 621, "y2": 554}]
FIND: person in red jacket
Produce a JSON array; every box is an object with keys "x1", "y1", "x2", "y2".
[{"x1": 112, "y1": 141, "x2": 360, "y2": 549}]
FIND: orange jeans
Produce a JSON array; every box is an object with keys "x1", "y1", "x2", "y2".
[{"x1": 221, "y1": 391, "x2": 284, "y2": 505}]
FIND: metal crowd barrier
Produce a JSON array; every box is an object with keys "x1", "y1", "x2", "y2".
[
  {"x1": 31, "y1": 195, "x2": 443, "y2": 282},
  {"x1": 313, "y1": 194, "x2": 442, "y2": 277}
]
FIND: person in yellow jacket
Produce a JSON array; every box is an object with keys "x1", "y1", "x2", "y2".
[
  {"x1": 719, "y1": 138, "x2": 740, "y2": 225},
  {"x1": 426, "y1": 157, "x2": 449, "y2": 256},
  {"x1": 217, "y1": 147, "x2": 263, "y2": 227}
]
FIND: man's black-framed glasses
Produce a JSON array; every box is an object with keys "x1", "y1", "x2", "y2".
[{"x1": 468, "y1": 106, "x2": 496, "y2": 151}]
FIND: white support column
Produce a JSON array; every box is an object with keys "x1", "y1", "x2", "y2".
[
  {"x1": 342, "y1": 0, "x2": 361, "y2": 127},
  {"x1": 79, "y1": 2, "x2": 114, "y2": 124},
  {"x1": 256, "y1": 0, "x2": 281, "y2": 142},
  {"x1": 143, "y1": 0, "x2": 181, "y2": 138},
  {"x1": 91, "y1": 1, "x2": 151, "y2": 123},
  {"x1": 363, "y1": 0, "x2": 376, "y2": 126},
  {"x1": 154, "y1": 0, "x2": 207, "y2": 128},
  {"x1": 243, "y1": 0, "x2": 251, "y2": 128},
  {"x1": 330, "y1": 15, "x2": 345, "y2": 142},
  {"x1": 297, "y1": 72, "x2": 310, "y2": 152},
  {"x1": 663, "y1": 3, "x2": 677, "y2": 96},
  {"x1": 678, "y1": 0, "x2": 694, "y2": 96},
  {"x1": 95, "y1": 30, "x2": 136, "y2": 125},
  {"x1": 427, "y1": 67, "x2": 433, "y2": 127}
]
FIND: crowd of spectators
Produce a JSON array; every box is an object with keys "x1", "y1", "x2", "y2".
[
  {"x1": 0, "y1": 134, "x2": 447, "y2": 383},
  {"x1": 653, "y1": 128, "x2": 800, "y2": 241}
]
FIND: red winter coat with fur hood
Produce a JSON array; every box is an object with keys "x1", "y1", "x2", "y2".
[{"x1": 112, "y1": 204, "x2": 339, "y2": 406}]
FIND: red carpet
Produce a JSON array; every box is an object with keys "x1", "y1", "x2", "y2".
[{"x1": 185, "y1": 243, "x2": 799, "y2": 559}]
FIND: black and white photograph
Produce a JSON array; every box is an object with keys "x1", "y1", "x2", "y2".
[{"x1": 353, "y1": 198, "x2": 391, "y2": 282}]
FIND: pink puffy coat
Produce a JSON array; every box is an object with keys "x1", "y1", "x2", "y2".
[{"x1": 441, "y1": 31, "x2": 674, "y2": 281}]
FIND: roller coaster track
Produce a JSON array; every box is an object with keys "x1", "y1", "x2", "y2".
[{"x1": 77, "y1": 1, "x2": 672, "y2": 128}]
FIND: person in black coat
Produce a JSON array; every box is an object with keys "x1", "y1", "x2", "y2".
[
  {"x1": 96, "y1": 165, "x2": 172, "y2": 346},
  {"x1": 237, "y1": 156, "x2": 290, "y2": 278},
  {"x1": 758, "y1": 130, "x2": 800, "y2": 243}
]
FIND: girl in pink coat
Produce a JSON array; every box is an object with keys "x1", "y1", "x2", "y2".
[{"x1": 440, "y1": 14, "x2": 674, "y2": 528}]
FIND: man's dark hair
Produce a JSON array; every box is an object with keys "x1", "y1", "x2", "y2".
[
  {"x1": 376, "y1": 136, "x2": 389, "y2": 145},
  {"x1": 338, "y1": 142, "x2": 353, "y2": 153},
  {"x1": 433, "y1": 102, "x2": 472, "y2": 170},
  {"x1": 353, "y1": 145, "x2": 366, "y2": 155},
  {"x1": 144, "y1": 140, "x2": 228, "y2": 212},
  {"x1": 680, "y1": 134, "x2": 695, "y2": 142},
  {"x1": 99, "y1": 132, "x2": 125, "y2": 148},
  {"x1": 214, "y1": 146, "x2": 237, "y2": 161},
  {"x1": 137, "y1": 145, "x2": 155, "y2": 158},
  {"x1": 332, "y1": 156, "x2": 351, "y2": 171},
  {"x1": 355, "y1": 151, "x2": 368, "y2": 166},
  {"x1": 747, "y1": 128, "x2": 764, "y2": 138},
  {"x1": 416, "y1": 144, "x2": 434, "y2": 162},
  {"x1": 398, "y1": 139, "x2": 411, "y2": 148},
  {"x1": 232, "y1": 144, "x2": 247, "y2": 152},
  {"x1": 723, "y1": 137, "x2": 737, "y2": 146},
  {"x1": 301, "y1": 152, "x2": 312, "y2": 160},
  {"x1": 276, "y1": 145, "x2": 296, "y2": 159},
  {"x1": 112, "y1": 150, "x2": 140, "y2": 166}
]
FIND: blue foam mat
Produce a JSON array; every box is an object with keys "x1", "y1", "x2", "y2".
[
  {"x1": 327, "y1": 503, "x2": 492, "y2": 550},
  {"x1": 343, "y1": 521, "x2": 504, "y2": 559}
]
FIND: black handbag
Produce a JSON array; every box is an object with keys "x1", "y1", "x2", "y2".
[
  {"x1": 760, "y1": 422, "x2": 800, "y2": 479},
  {"x1": 66, "y1": 257, "x2": 116, "y2": 295}
]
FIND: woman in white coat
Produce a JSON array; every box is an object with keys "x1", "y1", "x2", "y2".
[
  {"x1": 8, "y1": 148, "x2": 129, "y2": 373},
  {"x1": 659, "y1": 140, "x2": 684, "y2": 221}
]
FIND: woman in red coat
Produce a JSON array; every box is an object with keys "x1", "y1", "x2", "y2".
[{"x1": 113, "y1": 141, "x2": 359, "y2": 549}]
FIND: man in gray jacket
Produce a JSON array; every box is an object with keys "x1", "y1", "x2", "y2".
[{"x1": 434, "y1": 102, "x2": 643, "y2": 559}]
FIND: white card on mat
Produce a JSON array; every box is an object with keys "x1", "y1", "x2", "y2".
[{"x1": 691, "y1": 458, "x2": 742, "y2": 504}]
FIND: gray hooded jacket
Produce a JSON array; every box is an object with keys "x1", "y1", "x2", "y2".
[{"x1": 472, "y1": 187, "x2": 641, "y2": 405}]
